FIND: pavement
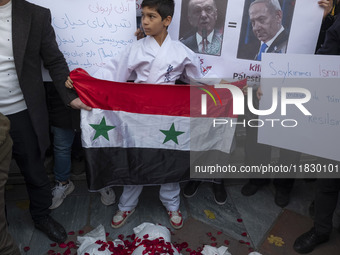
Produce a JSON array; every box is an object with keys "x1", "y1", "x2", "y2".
[{"x1": 5, "y1": 131, "x2": 340, "y2": 255}]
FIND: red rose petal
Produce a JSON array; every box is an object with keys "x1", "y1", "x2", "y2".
[
  {"x1": 217, "y1": 231, "x2": 222, "y2": 235},
  {"x1": 67, "y1": 231, "x2": 75, "y2": 235},
  {"x1": 239, "y1": 240, "x2": 245, "y2": 244},
  {"x1": 79, "y1": 230, "x2": 84, "y2": 235},
  {"x1": 186, "y1": 248, "x2": 192, "y2": 252},
  {"x1": 59, "y1": 243, "x2": 67, "y2": 248},
  {"x1": 237, "y1": 218, "x2": 243, "y2": 222},
  {"x1": 211, "y1": 237, "x2": 216, "y2": 241},
  {"x1": 207, "y1": 232, "x2": 212, "y2": 237},
  {"x1": 50, "y1": 243, "x2": 57, "y2": 247},
  {"x1": 106, "y1": 232, "x2": 109, "y2": 237},
  {"x1": 47, "y1": 250, "x2": 55, "y2": 255},
  {"x1": 211, "y1": 242, "x2": 217, "y2": 247},
  {"x1": 63, "y1": 248, "x2": 71, "y2": 255},
  {"x1": 118, "y1": 234, "x2": 124, "y2": 240},
  {"x1": 245, "y1": 242, "x2": 250, "y2": 246},
  {"x1": 224, "y1": 240, "x2": 230, "y2": 245},
  {"x1": 241, "y1": 232, "x2": 247, "y2": 237},
  {"x1": 24, "y1": 246, "x2": 30, "y2": 252},
  {"x1": 143, "y1": 234, "x2": 149, "y2": 239}
]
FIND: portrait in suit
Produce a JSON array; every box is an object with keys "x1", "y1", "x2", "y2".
[
  {"x1": 237, "y1": 0, "x2": 295, "y2": 61},
  {"x1": 179, "y1": 0, "x2": 228, "y2": 56}
]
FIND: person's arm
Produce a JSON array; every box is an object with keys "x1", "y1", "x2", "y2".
[{"x1": 39, "y1": 9, "x2": 76, "y2": 104}]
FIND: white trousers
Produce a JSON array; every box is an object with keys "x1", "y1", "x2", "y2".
[{"x1": 118, "y1": 183, "x2": 180, "y2": 211}]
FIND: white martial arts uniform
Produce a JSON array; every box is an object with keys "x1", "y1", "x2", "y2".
[{"x1": 94, "y1": 34, "x2": 202, "y2": 212}]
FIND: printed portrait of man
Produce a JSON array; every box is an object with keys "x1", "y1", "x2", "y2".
[
  {"x1": 237, "y1": 0, "x2": 295, "y2": 61},
  {"x1": 179, "y1": 0, "x2": 228, "y2": 56}
]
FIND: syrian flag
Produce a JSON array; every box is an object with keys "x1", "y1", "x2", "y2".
[{"x1": 70, "y1": 68, "x2": 245, "y2": 190}]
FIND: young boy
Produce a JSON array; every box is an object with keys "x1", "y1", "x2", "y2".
[{"x1": 67, "y1": 0, "x2": 202, "y2": 229}]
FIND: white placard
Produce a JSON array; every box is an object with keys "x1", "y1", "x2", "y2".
[
  {"x1": 258, "y1": 53, "x2": 340, "y2": 161},
  {"x1": 29, "y1": 0, "x2": 137, "y2": 78}
]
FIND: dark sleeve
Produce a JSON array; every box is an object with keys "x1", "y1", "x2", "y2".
[
  {"x1": 317, "y1": 15, "x2": 340, "y2": 55},
  {"x1": 39, "y1": 9, "x2": 78, "y2": 105},
  {"x1": 315, "y1": 14, "x2": 335, "y2": 52}
]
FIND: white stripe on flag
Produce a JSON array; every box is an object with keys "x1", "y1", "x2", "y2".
[{"x1": 81, "y1": 108, "x2": 236, "y2": 153}]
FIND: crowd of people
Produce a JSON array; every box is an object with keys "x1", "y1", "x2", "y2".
[{"x1": 0, "y1": 0, "x2": 340, "y2": 254}]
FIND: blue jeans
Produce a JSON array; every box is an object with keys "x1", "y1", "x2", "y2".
[{"x1": 51, "y1": 126, "x2": 75, "y2": 182}]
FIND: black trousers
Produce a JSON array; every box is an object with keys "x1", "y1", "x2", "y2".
[
  {"x1": 7, "y1": 110, "x2": 51, "y2": 222},
  {"x1": 314, "y1": 178, "x2": 340, "y2": 235}
]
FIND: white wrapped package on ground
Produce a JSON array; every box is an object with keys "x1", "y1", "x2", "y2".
[{"x1": 132, "y1": 222, "x2": 180, "y2": 255}]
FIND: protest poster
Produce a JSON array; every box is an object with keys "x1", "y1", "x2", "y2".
[{"x1": 259, "y1": 53, "x2": 340, "y2": 162}]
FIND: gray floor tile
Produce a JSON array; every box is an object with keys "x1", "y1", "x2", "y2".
[
  {"x1": 50, "y1": 195, "x2": 91, "y2": 233},
  {"x1": 227, "y1": 184, "x2": 282, "y2": 248},
  {"x1": 183, "y1": 183, "x2": 248, "y2": 242}
]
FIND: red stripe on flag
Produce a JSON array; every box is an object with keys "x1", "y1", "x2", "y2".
[{"x1": 70, "y1": 68, "x2": 245, "y2": 118}]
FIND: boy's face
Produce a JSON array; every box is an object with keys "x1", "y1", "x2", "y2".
[{"x1": 141, "y1": 7, "x2": 171, "y2": 37}]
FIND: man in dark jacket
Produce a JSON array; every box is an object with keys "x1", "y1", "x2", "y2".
[{"x1": 0, "y1": 0, "x2": 89, "y2": 243}]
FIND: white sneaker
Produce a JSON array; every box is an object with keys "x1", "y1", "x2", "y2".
[
  {"x1": 49, "y1": 180, "x2": 75, "y2": 209},
  {"x1": 99, "y1": 187, "x2": 116, "y2": 206}
]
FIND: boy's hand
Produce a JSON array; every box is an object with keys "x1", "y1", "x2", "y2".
[
  {"x1": 70, "y1": 97, "x2": 92, "y2": 111},
  {"x1": 135, "y1": 28, "x2": 145, "y2": 40},
  {"x1": 65, "y1": 76, "x2": 74, "y2": 89}
]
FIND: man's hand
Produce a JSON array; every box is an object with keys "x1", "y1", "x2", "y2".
[
  {"x1": 318, "y1": 0, "x2": 333, "y2": 19},
  {"x1": 70, "y1": 97, "x2": 92, "y2": 111},
  {"x1": 256, "y1": 86, "x2": 263, "y2": 100}
]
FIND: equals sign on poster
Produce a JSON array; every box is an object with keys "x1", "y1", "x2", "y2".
[{"x1": 228, "y1": 22, "x2": 237, "y2": 28}]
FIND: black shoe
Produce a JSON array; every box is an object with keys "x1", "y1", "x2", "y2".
[
  {"x1": 35, "y1": 216, "x2": 67, "y2": 243},
  {"x1": 213, "y1": 182, "x2": 227, "y2": 205},
  {"x1": 293, "y1": 227, "x2": 329, "y2": 254},
  {"x1": 275, "y1": 189, "x2": 290, "y2": 207},
  {"x1": 241, "y1": 182, "x2": 261, "y2": 196},
  {"x1": 183, "y1": 181, "x2": 201, "y2": 198}
]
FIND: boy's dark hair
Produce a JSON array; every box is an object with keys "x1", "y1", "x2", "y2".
[{"x1": 141, "y1": 0, "x2": 175, "y2": 20}]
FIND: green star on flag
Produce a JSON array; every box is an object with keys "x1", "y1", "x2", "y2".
[
  {"x1": 160, "y1": 123, "x2": 185, "y2": 145},
  {"x1": 89, "y1": 117, "x2": 115, "y2": 141}
]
